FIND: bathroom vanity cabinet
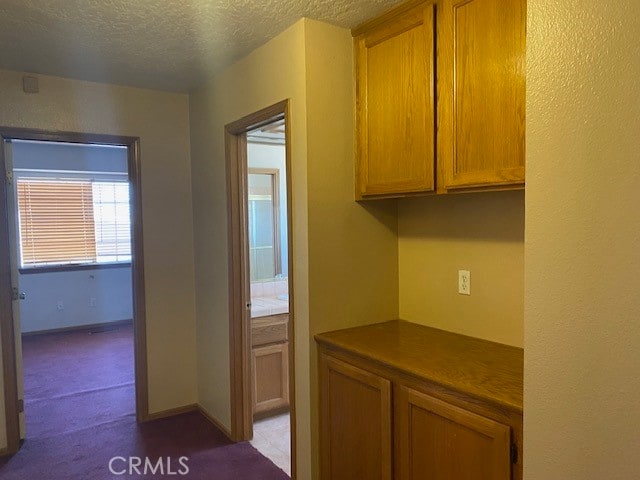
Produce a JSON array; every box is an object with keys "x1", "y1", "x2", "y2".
[{"x1": 251, "y1": 313, "x2": 290, "y2": 418}]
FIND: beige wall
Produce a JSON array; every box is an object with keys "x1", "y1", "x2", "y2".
[
  {"x1": 189, "y1": 18, "x2": 398, "y2": 479},
  {"x1": 0, "y1": 70, "x2": 198, "y2": 450},
  {"x1": 304, "y1": 19, "x2": 399, "y2": 478},
  {"x1": 189, "y1": 16, "x2": 310, "y2": 468},
  {"x1": 398, "y1": 191, "x2": 524, "y2": 347},
  {"x1": 525, "y1": 1, "x2": 640, "y2": 478}
]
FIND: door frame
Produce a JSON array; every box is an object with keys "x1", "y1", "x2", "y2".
[
  {"x1": 0, "y1": 127, "x2": 149, "y2": 455},
  {"x1": 225, "y1": 100, "x2": 296, "y2": 475}
]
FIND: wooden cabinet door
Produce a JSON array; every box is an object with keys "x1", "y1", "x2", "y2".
[
  {"x1": 395, "y1": 386, "x2": 511, "y2": 480},
  {"x1": 355, "y1": 1, "x2": 435, "y2": 199},
  {"x1": 252, "y1": 342, "x2": 289, "y2": 417},
  {"x1": 437, "y1": 0, "x2": 526, "y2": 190},
  {"x1": 319, "y1": 354, "x2": 392, "y2": 480}
]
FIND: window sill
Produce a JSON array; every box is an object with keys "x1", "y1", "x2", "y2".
[{"x1": 19, "y1": 262, "x2": 132, "y2": 275}]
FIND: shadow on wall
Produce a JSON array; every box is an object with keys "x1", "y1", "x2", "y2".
[
  {"x1": 356, "y1": 200, "x2": 399, "y2": 236},
  {"x1": 398, "y1": 190, "x2": 525, "y2": 243}
]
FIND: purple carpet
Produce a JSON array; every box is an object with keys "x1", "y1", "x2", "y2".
[{"x1": 0, "y1": 325, "x2": 289, "y2": 479}]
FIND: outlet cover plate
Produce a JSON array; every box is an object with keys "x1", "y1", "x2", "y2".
[{"x1": 458, "y1": 270, "x2": 470, "y2": 295}]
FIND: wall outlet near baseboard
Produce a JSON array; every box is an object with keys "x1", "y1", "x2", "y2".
[
  {"x1": 458, "y1": 270, "x2": 471, "y2": 295},
  {"x1": 56, "y1": 300, "x2": 64, "y2": 310},
  {"x1": 89, "y1": 297, "x2": 97, "y2": 307}
]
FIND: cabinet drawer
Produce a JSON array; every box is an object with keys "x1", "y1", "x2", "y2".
[{"x1": 251, "y1": 314, "x2": 288, "y2": 347}]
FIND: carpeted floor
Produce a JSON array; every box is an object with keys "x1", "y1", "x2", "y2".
[{"x1": 0, "y1": 325, "x2": 289, "y2": 479}]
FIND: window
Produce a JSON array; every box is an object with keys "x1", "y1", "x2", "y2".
[
  {"x1": 16, "y1": 177, "x2": 131, "y2": 268},
  {"x1": 92, "y1": 182, "x2": 131, "y2": 263}
]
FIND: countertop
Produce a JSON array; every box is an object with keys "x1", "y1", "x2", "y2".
[{"x1": 315, "y1": 320, "x2": 523, "y2": 413}]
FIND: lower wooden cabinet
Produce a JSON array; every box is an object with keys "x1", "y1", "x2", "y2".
[
  {"x1": 395, "y1": 386, "x2": 511, "y2": 480},
  {"x1": 316, "y1": 321, "x2": 523, "y2": 480},
  {"x1": 252, "y1": 342, "x2": 289, "y2": 417},
  {"x1": 319, "y1": 354, "x2": 392, "y2": 480},
  {"x1": 251, "y1": 314, "x2": 289, "y2": 418}
]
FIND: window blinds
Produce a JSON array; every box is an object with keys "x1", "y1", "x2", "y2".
[{"x1": 17, "y1": 179, "x2": 97, "y2": 266}]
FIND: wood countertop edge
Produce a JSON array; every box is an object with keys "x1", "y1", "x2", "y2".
[{"x1": 315, "y1": 329, "x2": 523, "y2": 415}]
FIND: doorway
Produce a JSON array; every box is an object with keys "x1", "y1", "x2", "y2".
[
  {"x1": 0, "y1": 129, "x2": 148, "y2": 455},
  {"x1": 225, "y1": 101, "x2": 295, "y2": 477}
]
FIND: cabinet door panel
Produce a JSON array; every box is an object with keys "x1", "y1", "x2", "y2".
[
  {"x1": 438, "y1": 0, "x2": 526, "y2": 189},
  {"x1": 356, "y1": 2, "x2": 435, "y2": 198},
  {"x1": 319, "y1": 354, "x2": 392, "y2": 480},
  {"x1": 396, "y1": 385, "x2": 511, "y2": 480},
  {"x1": 252, "y1": 342, "x2": 289, "y2": 416}
]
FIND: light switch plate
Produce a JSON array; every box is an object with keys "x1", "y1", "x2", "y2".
[{"x1": 458, "y1": 270, "x2": 470, "y2": 295}]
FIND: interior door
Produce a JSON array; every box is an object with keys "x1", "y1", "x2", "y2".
[{"x1": 4, "y1": 140, "x2": 26, "y2": 440}]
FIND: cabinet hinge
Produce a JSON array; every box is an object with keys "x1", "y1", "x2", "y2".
[{"x1": 511, "y1": 443, "x2": 519, "y2": 464}]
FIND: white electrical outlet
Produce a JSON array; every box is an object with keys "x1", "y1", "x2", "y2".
[
  {"x1": 89, "y1": 297, "x2": 97, "y2": 307},
  {"x1": 56, "y1": 300, "x2": 64, "y2": 310},
  {"x1": 458, "y1": 270, "x2": 471, "y2": 295}
]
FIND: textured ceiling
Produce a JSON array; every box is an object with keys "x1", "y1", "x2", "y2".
[{"x1": 0, "y1": 0, "x2": 401, "y2": 92}]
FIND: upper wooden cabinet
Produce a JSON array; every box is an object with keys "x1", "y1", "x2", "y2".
[
  {"x1": 354, "y1": 2, "x2": 435, "y2": 199},
  {"x1": 437, "y1": 0, "x2": 526, "y2": 190},
  {"x1": 353, "y1": 0, "x2": 525, "y2": 199}
]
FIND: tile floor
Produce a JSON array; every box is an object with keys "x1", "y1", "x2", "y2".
[{"x1": 251, "y1": 413, "x2": 291, "y2": 476}]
